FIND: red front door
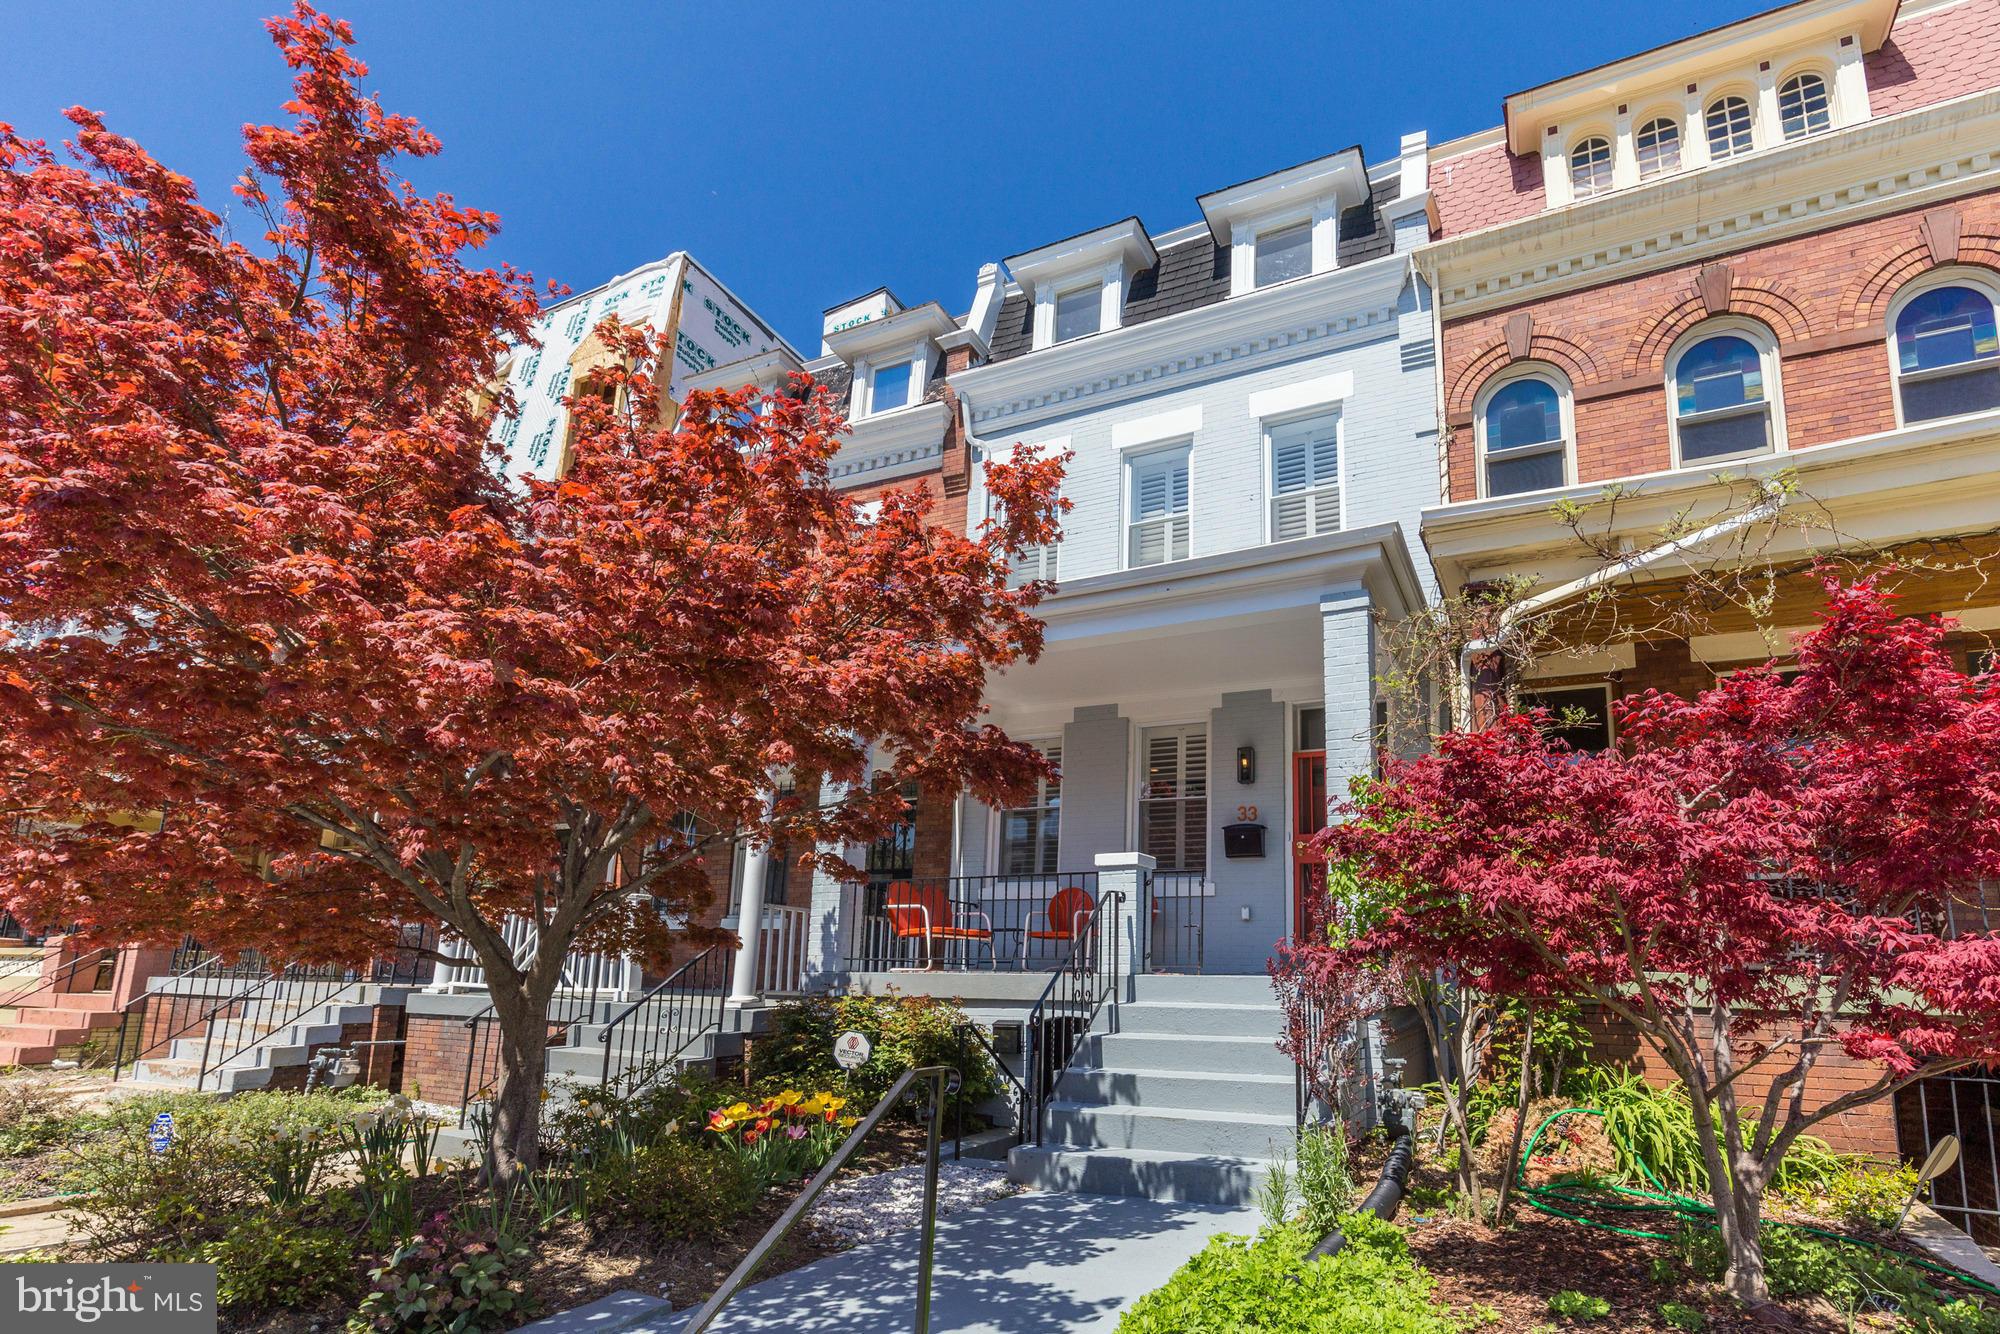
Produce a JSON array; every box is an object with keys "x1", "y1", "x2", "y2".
[{"x1": 1291, "y1": 751, "x2": 1328, "y2": 940}]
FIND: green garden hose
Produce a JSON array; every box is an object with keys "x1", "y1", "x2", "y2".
[{"x1": 1512, "y1": 1106, "x2": 2000, "y2": 1300}]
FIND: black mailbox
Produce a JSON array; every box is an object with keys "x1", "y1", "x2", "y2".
[{"x1": 1222, "y1": 822, "x2": 1267, "y2": 859}]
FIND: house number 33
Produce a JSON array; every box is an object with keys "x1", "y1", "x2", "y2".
[{"x1": 1236, "y1": 805, "x2": 1259, "y2": 822}]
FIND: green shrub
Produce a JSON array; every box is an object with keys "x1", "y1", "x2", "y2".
[
  {"x1": 1679, "y1": 1223, "x2": 2000, "y2": 1333},
  {"x1": 581, "y1": 1136, "x2": 761, "y2": 1240},
  {"x1": 1658, "y1": 1302, "x2": 1706, "y2": 1330},
  {"x1": 197, "y1": 1203, "x2": 356, "y2": 1312},
  {"x1": 1788, "y1": 1160, "x2": 1920, "y2": 1231},
  {"x1": 1117, "y1": 1218, "x2": 1453, "y2": 1334},
  {"x1": 748, "y1": 992, "x2": 1001, "y2": 1115},
  {"x1": 1573, "y1": 1068, "x2": 1844, "y2": 1193},
  {"x1": 1546, "y1": 1289, "x2": 1611, "y2": 1320},
  {"x1": 349, "y1": 1228, "x2": 533, "y2": 1334},
  {"x1": 1295, "y1": 1126, "x2": 1355, "y2": 1237}
]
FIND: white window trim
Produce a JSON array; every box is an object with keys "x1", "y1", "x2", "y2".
[
  {"x1": 859, "y1": 341, "x2": 931, "y2": 418},
  {"x1": 1884, "y1": 267, "x2": 2000, "y2": 429},
  {"x1": 1122, "y1": 440, "x2": 1194, "y2": 572},
  {"x1": 1701, "y1": 86, "x2": 1758, "y2": 164},
  {"x1": 1564, "y1": 129, "x2": 1616, "y2": 203},
  {"x1": 1261, "y1": 410, "x2": 1345, "y2": 545},
  {"x1": 1229, "y1": 198, "x2": 1339, "y2": 297},
  {"x1": 1632, "y1": 107, "x2": 1685, "y2": 181},
  {"x1": 1665, "y1": 317, "x2": 1787, "y2": 469},
  {"x1": 1112, "y1": 404, "x2": 1203, "y2": 452},
  {"x1": 1775, "y1": 62, "x2": 1837, "y2": 142},
  {"x1": 1032, "y1": 259, "x2": 1128, "y2": 350},
  {"x1": 1473, "y1": 363, "x2": 1575, "y2": 500},
  {"x1": 1050, "y1": 279, "x2": 1105, "y2": 345},
  {"x1": 1134, "y1": 721, "x2": 1211, "y2": 875}
]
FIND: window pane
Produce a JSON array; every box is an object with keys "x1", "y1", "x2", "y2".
[
  {"x1": 1569, "y1": 137, "x2": 1613, "y2": 198},
  {"x1": 1518, "y1": 687, "x2": 1612, "y2": 754},
  {"x1": 1779, "y1": 73, "x2": 1831, "y2": 140},
  {"x1": 1486, "y1": 448, "x2": 1566, "y2": 497},
  {"x1": 1679, "y1": 409, "x2": 1770, "y2": 461},
  {"x1": 1485, "y1": 378, "x2": 1562, "y2": 452},
  {"x1": 1705, "y1": 97, "x2": 1754, "y2": 160},
  {"x1": 1896, "y1": 287, "x2": 2000, "y2": 373},
  {"x1": 1140, "y1": 726, "x2": 1207, "y2": 872},
  {"x1": 1902, "y1": 365, "x2": 2000, "y2": 423},
  {"x1": 1254, "y1": 222, "x2": 1313, "y2": 287},
  {"x1": 872, "y1": 361, "x2": 911, "y2": 413},
  {"x1": 1674, "y1": 336, "x2": 1764, "y2": 416},
  {"x1": 1636, "y1": 118, "x2": 1681, "y2": 178},
  {"x1": 1297, "y1": 706, "x2": 1325, "y2": 751},
  {"x1": 999, "y1": 740, "x2": 1061, "y2": 875},
  {"x1": 1055, "y1": 286, "x2": 1101, "y2": 343}
]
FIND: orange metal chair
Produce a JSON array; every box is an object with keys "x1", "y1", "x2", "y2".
[
  {"x1": 1023, "y1": 886, "x2": 1096, "y2": 966},
  {"x1": 883, "y1": 880, "x2": 993, "y2": 968}
]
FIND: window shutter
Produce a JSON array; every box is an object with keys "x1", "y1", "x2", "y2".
[
  {"x1": 1128, "y1": 449, "x2": 1192, "y2": 567},
  {"x1": 1140, "y1": 726, "x2": 1208, "y2": 872},
  {"x1": 1269, "y1": 418, "x2": 1340, "y2": 541}
]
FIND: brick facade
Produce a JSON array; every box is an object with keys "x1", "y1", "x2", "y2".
[{"x1": 1439, "y1": 188, "x2": 2000, "y2": 502}]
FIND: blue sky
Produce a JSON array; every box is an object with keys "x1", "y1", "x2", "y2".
[{"x1": 5, "y1": 1, "x2": 1760, "y2": 354}]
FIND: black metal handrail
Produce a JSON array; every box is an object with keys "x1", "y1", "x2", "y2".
[
  {"x1": 455, "y1": 963, "x2": 625, "y2": 1125},
  {"x1": 954, "y1": 1020, "x2": 1027, "y2": 1154},
  {"x1": 196, "y1": 964, "x2": 374, "y2": 1090},
  {"x1": 1023, "y1": 890, "x2": 1123, "y2": 1147},
  {"x1": 596, "y1": 944, "x2": 728, "y2": 1095},
  {"x1": 0, "y1": 943, "x2": 120, "y2": 1011},
  {"x1": 682, "y1": 1065, "x2": 958, "y2": 1334},
  {"x1": 109, "y1": 954, "x2": 269, "y2": 1081},
  {"x1": 1148, "y1": 869, "x2": 1207, "y2": 973}
]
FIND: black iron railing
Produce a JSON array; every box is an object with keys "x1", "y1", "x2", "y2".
[
  {"x1": 596, "y1": 944, "x2": 728, "y2": 1095},
  {"x1": 456, "y1": 958, "x2": 632, "y2": 1124},
  {"x1": 953, "y1": 1020, "x2": 1027, "y2": 1153},
  {"x1": 1148, "y1": 870, "x2": 1207, "y2": 973},
  {"x1": 840, "y1": 871, "x2": 1103, "y2": 972},
  {"x1": 110, "y1": 925, "x2": 437, "y2": 1083},
  {"x1": 1023, "y1": 890, "x2": 1122, "y2": 1146}
]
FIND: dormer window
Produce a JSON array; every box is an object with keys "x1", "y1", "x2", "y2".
[
  {"x1": 1254, "y1": 221, "x2": 1314, "y2": 288},
  {"x1": 1635, "y1": 117, "x2": 1682, "y2": 179},
  {"x1": 1568, "y1": 136, "x2": 1613, "y2": 199},
  {"x1": 1053, "y1": 284, "x2": 1101, "y2": 344},
  {"x1": 868, "y1": 359, "x2": 913, "y2": 415},
  {"x1": 1705, "y1": 96, "x2": 1755, "y2": 160},
  {"x1": 1778, "y1": 71, "x2": 1832, "y2": 140}
]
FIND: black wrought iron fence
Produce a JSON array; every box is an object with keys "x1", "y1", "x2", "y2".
[
  {"x1": 839, "y1": 871, "x2": 1103, "y2": 972},
  {"x1": 456, "y1": 968, "x2": 627, "y2": 1125},
  {"x1": 1023, "y1": 890, "x2": 1122, "y2": 1146},
  {"x1": 596, "y1": 944, "x2": 728, "y2": 1095},
  {"x1": 1147, "y1": 870, "x2": 1207, "y2": 973}
]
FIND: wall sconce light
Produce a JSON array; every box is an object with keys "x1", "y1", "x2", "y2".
[{"x1": 1236, "y1": 745, "x2": 1256, "y2": 785}]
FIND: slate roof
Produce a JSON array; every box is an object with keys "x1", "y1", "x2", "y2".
[{"x1": 984, "y1": 173, "x2": 1402, "y2": 366}]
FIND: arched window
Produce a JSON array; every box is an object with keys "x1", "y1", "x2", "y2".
[
  {"x1": 1778, "y1": 72, "x2": 1832, "y2": 140},
  {"x1": 1478, "y1": 372, "x2": 1571, "y2": 497},
  {"x1": 1892, "y1": 280, "x2": 2000, "y2": 423},
  {"x1": 1569, "y1": 136, "x2": 1613, "y2": 200},
  {"x1": 1705, "y1": 95, "x2": 1754, "y2": 161},
  {"x1": 1636, "y1": 117, "x2": 1682, "y2": 179},
  {"x1": 1669, "y1": 327, "x2": 1780, "y2": 464}
]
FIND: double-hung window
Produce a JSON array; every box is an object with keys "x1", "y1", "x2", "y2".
[
  {"x1": 1268, "y1": 415, "x2": 1340, "y2": 541},
  {"x1": 1140, "y1": 725, "x2": 1207, "y2": 873},
  {"x1": 1670, "y1": 330, "x2": 1778, "y2": 463},
  {"x1": 870, "y1": 360, "x2": 912, "y2": 415},
  {"x1": 1254, "y1": 221, "x2": 1313, "y2": 288},
  {"x1": 1054, "y1": 285, "x2": 1101, "y2": 344},
  {"x1": 998, "y1": 740, "x2": 1062, "y2": 875},
  {"x1": 1127, "y1": 446, "x2": 1191, "y2": 568},
  {"x1": 1893, "y1": 283, "x2": 2000, "y2": 423}
]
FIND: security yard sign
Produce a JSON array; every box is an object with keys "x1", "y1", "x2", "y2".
[{"x1": 833, "y1": 1030, "x2": 873, "y2": 1070}]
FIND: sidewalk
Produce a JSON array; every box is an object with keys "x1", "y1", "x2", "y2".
[{"x1": 529, "y1": 1191, "x2": 1257, "y2": 1334}]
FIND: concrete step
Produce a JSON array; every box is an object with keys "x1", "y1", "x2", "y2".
[
  {"x1": 0, "y1": 1041, "x2": 57, "y2": 1065},
  {"x1": 1044, "y1": 1101, "x2": 1294, "y2": 1159},
  {"x1": 1007, "y1": 1143, "x2": 1270, "y2": 1206},
  {"x1": 543, "y1": 1032, "x2": 712, "y2": 1080},
  {"x1": 1115, "y1": 1000, "x2": 1282, "y2": 1039},
  {"x1": 1058, "y1": 1066, "x2": 1295, "y2": 1117},
  {"x1": 1088, "y1": 1031, "x2": 1293, "y2": 1079},
  {"x1": 1132, "y1": 974, "x2": 1277, "y2": 1005}
]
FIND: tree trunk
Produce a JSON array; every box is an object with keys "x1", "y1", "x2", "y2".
[
  {"x1": 1494, "y1": 1006, "x2": 1536, "y2": 1225},
  {"x1": 1413, "y1": 982, "x2": 1486, "y2": 1216},
  {"x1": 477, "y1": 959, "x2": 557, "y2": 1191},
  {"x1": 1676, "y1": 1031, "x2": 1771, "y2": 1308}
]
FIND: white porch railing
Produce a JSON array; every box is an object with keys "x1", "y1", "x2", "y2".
[
  {"x1": 428, "y1": 915, "x2": 643, "y2": 998},
  {"x1": 753, "y1": 904, "x2": 808, "y2": 996}
]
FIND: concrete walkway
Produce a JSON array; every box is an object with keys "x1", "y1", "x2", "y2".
[{"x1": 527, "y1": 1191, "x2": 1258, "y2": 1334}]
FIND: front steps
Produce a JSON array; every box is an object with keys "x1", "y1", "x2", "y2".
[
  {"x1": 1008, "y1": 973, "x2": 1295, "y2": 1206},
  {"x1": 129, "y1": 999, "x2": 379, "y2": 1092},
  {"x1": 0, "y1": 989, "x2": 124, "y2": 1067}
]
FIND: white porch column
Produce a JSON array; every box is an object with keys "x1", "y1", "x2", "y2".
[
  {"x1": 1319, "y1": 583, "x2": 1378, "y2": 796},
  {"x1": 1092, "y1": 850, "x2": 1155, "y2": 999},
  {"x1": 804, "y1": 778, "x2": 860, "y2": 986},
  {"x1": 726, "y1": 837, "x2": 772, "y2": 1006}
]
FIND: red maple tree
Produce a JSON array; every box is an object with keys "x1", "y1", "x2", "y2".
[
  {"x1": 1309, "y1": 580, "x2": 2000, "y2": 1306},
  {"x1": 0, "y1": 6, "x2": 1064, "y2": 1177}
]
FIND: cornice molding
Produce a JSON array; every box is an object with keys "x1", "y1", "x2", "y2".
[
  {"x1": 1427, "y1": 89, "x2": 2000, "y2": 320},
  {"x1": 828, "y1": 400, "x2": 952, "y2": 484},
  {"x1": 948, "y1": 254, "x2": 1411, "y2": 431}
]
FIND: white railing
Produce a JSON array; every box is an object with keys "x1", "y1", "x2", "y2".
[
  {"x1": 428, "y1": 915, "x2": 643, "y2": 998},
  {"x1": 754, "y1": 904, "x2": 808, "y2": 996}
]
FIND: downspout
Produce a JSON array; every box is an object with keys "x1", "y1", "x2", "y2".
[{"x1": 1453, "y1": 488, "x2": 1791, "y2": 725}]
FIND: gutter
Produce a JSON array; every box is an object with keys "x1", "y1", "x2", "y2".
[{"x1": 1452, "y1": 487, "x2": 1790, "y2": 724}]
